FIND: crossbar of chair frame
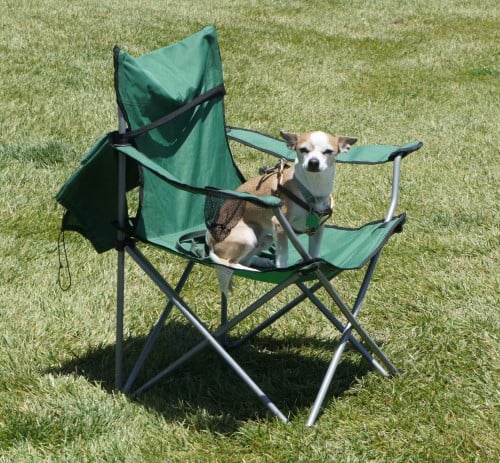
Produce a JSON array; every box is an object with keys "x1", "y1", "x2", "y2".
[
  {"x1": 125, "y1": 243, "x2": 297, "y2": 423},
  {"x1": 227, "y1": 281, "x2": 389, "y2": 378},
  {"x1": 114, "y1": 109, "x2": 404, "y2": 426},
  {"x1": 272, "y1": 206, "x2": 401, "y2": 425},
  {"x1": 121, "y1": 261, "x2": 195, "y2": 394}
]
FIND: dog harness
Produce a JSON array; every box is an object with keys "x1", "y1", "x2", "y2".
[{"x1": 260, "y1": 159, "x2": 333, "y2": 235}]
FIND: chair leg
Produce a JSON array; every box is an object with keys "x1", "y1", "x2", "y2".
[
  {"x1": 306, "y1": 309, "x2": 368, "y2": 427},
  {"x1": 126, "y1": 246, "x2": 290, "y2": 423},
  {"x1": 116, "y1": 247, "x2": 125, "y2": 390},
  {"x1": 121, "y1": 261, "x2": 195, "y2": 393},
  {"x1": 306, "y1": 254, "x2": 400, "y2": 426},
  {"x1": 297, "y1": 282, "x2": 389, "y2": 378},
  {"x1": 306, "y1": 335, "x2": 349, "y2": 427},
  {"x1": 115, "y1": 144, "x2": 128, "y2": 391}
]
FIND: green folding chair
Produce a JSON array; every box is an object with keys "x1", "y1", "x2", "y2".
[{"x1": 57, "y1": 26, "x2": 422, "y2": 426}]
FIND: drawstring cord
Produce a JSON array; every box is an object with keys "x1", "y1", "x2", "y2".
[{"x1": 57, "y1": 230, "x2": 72, "y2": 290}]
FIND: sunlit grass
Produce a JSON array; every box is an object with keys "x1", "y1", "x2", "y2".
[{"x1": 0, "y1": 0, "x2": 498, "y2": 461}]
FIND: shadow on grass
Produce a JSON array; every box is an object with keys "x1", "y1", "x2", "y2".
[{"x1": 50, "y1": 320, "x2": 373, "y2": 433}]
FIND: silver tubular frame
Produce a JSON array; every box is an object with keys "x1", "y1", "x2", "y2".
[
  {"x1": 385, "y1": 155, "x2": 402, "y2": 223},
  {"x1": 227, "y1": 279, "x2": 389, "y2": 379},
  {"x1": 307, "y1": 253, "x2": 383, "y2": 427},
  {"x1": 115, "y1": 109, "x2": 128, "y2": 390},
  {"x1": 121, "y1": 261, "x2": 195, "y2": 394},
  {"x1": 114, "y1": 100, "x2": 405, "y2": 423},
  {"x1": 271, "y1": 159, "x2": 404, "y2": 425},
  {"x1": 296, "y1": 281, "x2": 389, "y2": 378},
  {"x1": 125, "y1": 245, "x2": 290, "y2": 423}
]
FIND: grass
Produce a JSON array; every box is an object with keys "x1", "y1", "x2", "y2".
[{"x1": 0, "y1": 0, "x2": 498, "y2": 461}]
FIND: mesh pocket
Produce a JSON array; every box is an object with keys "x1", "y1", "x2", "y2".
[{"x1": 205, "y1": 195, "x2": 246, "y2": 243}]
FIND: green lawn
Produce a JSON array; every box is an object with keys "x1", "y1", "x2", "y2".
[{"x1": 0, "y1": 0, "x2": 498, "y2": 461}]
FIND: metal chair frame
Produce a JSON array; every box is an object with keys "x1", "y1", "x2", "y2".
[{"x1": 114, "y1": 110, "x2": 404, "y2": 426}]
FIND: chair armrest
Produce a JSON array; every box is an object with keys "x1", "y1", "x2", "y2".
[
  {"x1": 226, "y1": 126, "x2": 296, "y2": 161},
  {"x1": 337, "y1": 141, "x2": 423, "y2": 164},
  {"x1": 227, "y1": 126, "x2": 422, "y2": 166},
  {"x1": 113, "y1": 144, "x2": 282, "y2": 209}
]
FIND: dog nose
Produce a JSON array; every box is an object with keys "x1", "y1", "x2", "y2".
[{"x1": 307, "y1": 159, "x2": 320, "y2": 172}]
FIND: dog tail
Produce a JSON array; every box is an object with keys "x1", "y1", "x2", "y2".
[
  {"x1": 208, "y1": 250, "x2": 260, "y2": 272},
  {"x1": 208, "y1": 251, "x2": 259, "y2": 296}
]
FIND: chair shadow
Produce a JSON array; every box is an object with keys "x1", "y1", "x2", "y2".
[{"x1": 49, "y1": 320, "x2": 373, "y2": 433}]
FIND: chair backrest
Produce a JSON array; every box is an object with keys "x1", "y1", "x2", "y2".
[{"x1": 114, "y1": 26, "x2": 244, "y2": 240}]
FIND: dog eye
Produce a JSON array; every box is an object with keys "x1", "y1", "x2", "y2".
[
  {"x1": 299, "y1": 147, "x2": 310, "y2": 154},
  {"x1": 323, "y1": 149, "x2": 334, "y2": 155}
]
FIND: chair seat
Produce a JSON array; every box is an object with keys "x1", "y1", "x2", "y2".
[{"x1": 136, "y1": 213, "x2": 406, "y2": 284}]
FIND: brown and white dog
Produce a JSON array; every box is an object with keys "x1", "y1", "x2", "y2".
[{"x1": 206, "y1": 130, "x2": 356, "y2": 292}]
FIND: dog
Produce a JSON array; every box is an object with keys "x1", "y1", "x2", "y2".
[{"x1": 206, "y1": 130, "x2": 357, "y2": 293}]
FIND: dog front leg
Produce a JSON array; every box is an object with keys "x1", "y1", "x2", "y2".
[
  {"x1": 308, "y1": 224, "x2": 325, "y2": 258},
  {"x1": 274, "y1": 222, "x2": 289, "y2": 268}
]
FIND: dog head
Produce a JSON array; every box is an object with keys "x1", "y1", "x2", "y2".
[{"x1": 280, "y1": 130, "x2": 357, "y2": 173}]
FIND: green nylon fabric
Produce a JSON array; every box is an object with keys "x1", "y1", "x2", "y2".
[
  {"x1": 227, "y1": 127, "x2": 296, "y2": 160},
  {"x1": 238, "y1": 214, "x2": 406, "y2": 283},
  {"x1": 173, "y1": 214, "x2": 406, "y2": 284},
  {"x1": 337, "y1": 141, "x2": 423, "y2": 164},
  {"x1": 226, "y1": 127, "x2": 422, "y2": 165},
  {"x1": 115, "y1": 26, "x2": 244, "y2": 242},
  {"x1": 56, "y1": 25, "x2": 415, "y2": 283},
  {"x1": 56, "y1": 134, "x2": 139, "y2": 253},
  {"x1": 114, "y1": 144, "x2": 281, "y2": 208}
]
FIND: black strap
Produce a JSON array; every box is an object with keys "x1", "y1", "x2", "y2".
[
  {"x1": 277, "y1": 184, "x2": 314, "y2": 213},
  {"x1": 277, "y1": 184, "x2": 332, "y2": 234},
  {"x1": 114, "y1": 83, "x2": 226, "y2": 145}
]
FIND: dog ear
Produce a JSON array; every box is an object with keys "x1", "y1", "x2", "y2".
[
  {"x1": 338, "y1": 136, "x2": 358, "y2": 153},
  {"x1": 280, "y1": 131, "x2": 299, "y2": 149}
]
